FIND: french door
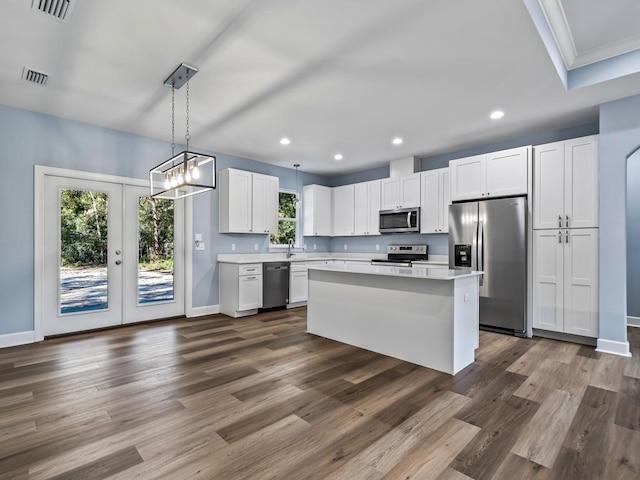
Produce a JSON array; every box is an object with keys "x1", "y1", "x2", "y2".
[{"x1": 41, "y1": 175, "x2": 184, "y2": 336}]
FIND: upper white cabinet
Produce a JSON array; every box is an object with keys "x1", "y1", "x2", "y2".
[
  {"x1": 303, "y1": 185, "x2": 332, "y2": 236},
  {"x1": 532, "y1": 228, "x2": 599, "y2": 337},
  {"x1": 380, "y1": 174, "x2": 421, "y2": 210},
  {"x1": 219, "y1": 169, "x2": 279, "y2": 234},
  {"x1": 332, "y1": 185, "x2": 355, "y2": 236},
  {"x1": 252, "y1": 173, "x2": 279, "y2": 234},
  {"x1": 420, "y1": 168, "x2": 450, "y2": 233},
  {"x1": 533, "y1": 136, "x2": 598, "y2": 230},
  {"x1": 449, "y1": 146, "x2": 529, "y2": 202},
  {"x1": 354, "y1": 180, "x2": 381, "y2": 235}
]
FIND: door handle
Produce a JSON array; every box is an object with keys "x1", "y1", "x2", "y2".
[
  {"x1": 477, "y1": 221, "x2": 484, "y2": 286},
  {"x1": 565, "y1": 230, "x2": 569, "y2": 243},
  {"x1": 407, "y1": 212, "x2": 411, "y2": 228},
  {"x1": 558, "y1": 230, "x2": 562, "y2": 243},
  {"x1": 558, "y1": 214, "x2": 562, "y2": 227},
  {"x1": 565, "y1": 214, "x2": 570, "y2": 228},
  {"x1": 115, "y1": 260, "x2": 122, "y2": 265}
]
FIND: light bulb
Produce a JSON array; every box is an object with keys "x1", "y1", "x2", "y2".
[
  {"x1": 177, "y1": 173, "x2": 184, "y2": 185},
  {"x1": 192, "y1": 166, "x2": 200, "y2": 180},
  {"x1": 185, "y1": 171, "x2": 192, "y2": 182},
  {"x1": 170, "y1": 176, "x2": 178, "y2": 187},
  {"x1": 164, "y1": 178, "x2": 171, "y2": 189}
]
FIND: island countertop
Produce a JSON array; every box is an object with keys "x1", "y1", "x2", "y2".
[{"x1": 307, "y1": 263, "x2": 483, "y2": 280}]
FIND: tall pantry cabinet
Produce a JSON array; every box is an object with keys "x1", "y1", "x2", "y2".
[{"x1": 532, "y1": 136, "x2": 599, "y2": 338}]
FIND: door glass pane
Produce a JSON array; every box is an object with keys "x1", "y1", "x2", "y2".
[
  {"x1": 138, "y1": 197, "x2": 174, "y2": 304},
  {"x1": 60, "y1": 189, "x2": 109, "y2": 314}
]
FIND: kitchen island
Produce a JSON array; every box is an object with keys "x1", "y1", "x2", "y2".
[{"x1": 306, "y1": 264, "x2": 483, "y2": 375}]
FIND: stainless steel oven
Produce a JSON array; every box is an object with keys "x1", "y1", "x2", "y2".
[{"x1": 379, "y1": 207, "x2": 420, "y2": 233}]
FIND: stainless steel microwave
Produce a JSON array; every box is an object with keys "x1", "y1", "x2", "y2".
[{"x1": 379, "y1": 207, "x2": 420, "y2": 233}]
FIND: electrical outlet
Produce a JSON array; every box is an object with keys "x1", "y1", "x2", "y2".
[
  {"x1": 231, "y1": 243, "x2": 236, "y2": 251},
  {"x1": 344, "y1": 244, "x2": 348, "y2": 250},
  {"x1": 464, "y1": 292, "x2": 470, "y2": 302},
  {"x1": 254, "y1": 243, "x2": 258, "y2": 251},
  {"x1": 376, "y1": 244, "x2": 380, "y2": 251},
  {"x1": 313, "y1": 244, "x2": 317, "y2": 250}
]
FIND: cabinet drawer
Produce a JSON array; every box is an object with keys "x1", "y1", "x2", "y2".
[{"x1": 239, "y1": 264, "x2": 262, "y2": 275}]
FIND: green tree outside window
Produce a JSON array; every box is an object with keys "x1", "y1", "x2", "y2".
[{"x1": 270, "y1": 191, "x2": 298, "y2": 245}]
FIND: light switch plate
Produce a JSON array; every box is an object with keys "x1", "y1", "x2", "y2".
[
  {"x1": 195, "y1": 242, "x2": 205, "y2": 251},
  {"x1": 231, "y1": 243, "x2": 236, "y2": 251}
]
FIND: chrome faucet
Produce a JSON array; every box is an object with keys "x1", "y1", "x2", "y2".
[{"x1": 287, "y1": 238, "x2": 295, "y2": 258}]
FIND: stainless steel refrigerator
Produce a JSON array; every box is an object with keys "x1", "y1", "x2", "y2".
[{"x1": 449, "y1": 196, "x2": 527, "y2": 336}]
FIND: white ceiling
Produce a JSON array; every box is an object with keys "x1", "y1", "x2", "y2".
[{"x1": 1, "y1": 0, "x2": 640, "y2": 175}]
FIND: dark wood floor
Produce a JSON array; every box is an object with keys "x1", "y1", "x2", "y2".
[{"x1": 0, "y1": 309, "x2": 638, "y2": 479}]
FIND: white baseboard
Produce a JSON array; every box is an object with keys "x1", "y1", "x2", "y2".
[
  {"x1": 187, "y1": 304, "x2": 220, "y2": 318},
  {"x1": 628, "y1": 316, "x2": 640, "y2": 327},
  {"x1": 596, "y1": 338, "x2": 632, "y2": 357},
  {"x1": 0, "y1": 331, "x2": 35, "y2": 349}
]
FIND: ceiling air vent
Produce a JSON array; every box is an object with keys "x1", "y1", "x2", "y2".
[
  {"x1": 22, "y1": 67, "x2": 50, "y2": 86},
  {"x1": 31, "y1": 0, "x2": 76, "y2": 22}
]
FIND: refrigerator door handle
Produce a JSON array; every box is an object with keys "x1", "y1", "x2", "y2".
[{"x1": 477, "y1": 220, "x2": 484, "y2": 286}]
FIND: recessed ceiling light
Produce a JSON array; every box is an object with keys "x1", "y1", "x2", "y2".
[
  {"x1": 334, "y1": 153, "x2": 343, "y2": 161},
  {"x1": 490, "y1": 110, "x2": 504, "y2": 120},
  {"x1": 392, "y1": 137, "x2": 403, "y2": 145},
  {"x1": 279, "y1": 137, "x2": 291, "y2": 145}
]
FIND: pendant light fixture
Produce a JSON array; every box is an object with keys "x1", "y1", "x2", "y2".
[
  {"x1": 293, "y1": 163, "x2": 301, "y2": 207},
  {"x1": 150, "y1": 63, "x2": 216, "y2": 199}
]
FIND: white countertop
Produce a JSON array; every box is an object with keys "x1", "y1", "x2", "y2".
[
  {"x1": 216, "y1": 253, "x2": 449, "y2": 265},
  {"x1": 308, "y1": 263, "x2": 483, "y2": 280}
]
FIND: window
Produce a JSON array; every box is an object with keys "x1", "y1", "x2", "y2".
[{"x1": 270, "y1": 190, "x2": 298, "y2": 246}]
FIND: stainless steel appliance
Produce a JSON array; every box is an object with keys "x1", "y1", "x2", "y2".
[
  {"x1": 262, "y1": 262, "x2": 290, "y2": 309},
  {"x1": 449, "y1": 196, "x2": 527, "y2": 336},
  {"x1": 379, "y1": 207, "x2": 420, "y2": 233},
  {"x1": 371, "y1": 244, "x2": 428, "y2": 267}
]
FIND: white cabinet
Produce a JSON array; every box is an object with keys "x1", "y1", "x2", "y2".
[
  {"x1": 354, "y1": 180, "x2": 381, "y2": 235},
  {"x1": 289, "y1": 263, "x2": 309, "y2": 304},
  {"x1": 533, "y1": 229, "x2": 599, "y2": 337},
  {"x1": 220, "y1": 263, "x2": 263, "y2": 317},
  {"x1": 219, "y1": 169, "x2": 279, "y2": 234},
  {"x1": 420, "y1": 168, "x2": 450, "y2": 233},
  {"x1": 449, "y1": 146, "x2": 529, "y2": 201},
  {"x1": 380, "y1": 174, "x2": 421, "y2": 210},
  {"x1": 332, "y1": 185, "x2": 355, "y2": 236},
  {"x1": 533, "y1": 136, "x2": 598, "y2": 230},
  {"x1": 252, "y1": 173, "x2": 279, "y2": 234},
  {"x1": 303, "y1": 185, "x2": 332, "y2": 236}
]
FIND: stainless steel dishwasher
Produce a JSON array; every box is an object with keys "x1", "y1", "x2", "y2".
[{"x1": 262, "y1": 262, "x2": 290, "y2": 309}]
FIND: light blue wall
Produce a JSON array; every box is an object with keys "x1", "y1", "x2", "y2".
[
  {"x1": 628, "y1": 149, "x2": 640, "y2": 318},
  {"x1": 330, "y1": 165, "x2": 389, "y2": 187},
  {"x1": 0, "y1": 104, "x2": 332, "y2": 334},
  {"x1": 328, "y1": 233, "x2": 448, "y2": 256},
  {"x1": 599, "y1": 94, "x2": 640, "y2": 342},
  {"x1": 419, "y1": 122, "x2": 599, "y2": 169}
]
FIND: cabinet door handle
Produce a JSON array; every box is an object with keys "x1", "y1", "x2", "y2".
[
  {"x1": 558, "y1": 230, "x2": 562, "y2": 243},
  {"x1": 245, "y1": 276, "x2": 257, "y2": 280},
  {"x1": 565, "y1": 214, "x2": 570, "y2": 228},
  {"x1": 558, "y1": 214, "x2": 562, "y2": 227},
  {"x1": 565, "y1": 230, "x2": 569, "y2": 243}
]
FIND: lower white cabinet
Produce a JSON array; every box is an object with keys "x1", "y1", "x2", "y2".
[
  {"x1": 533, "y1": 229, "x2": 599, "y2": 337},
  {"x1": 289, "y1": 264, "x2": 309, "y2": 304},
  {"x1": 220, "y1": 263, "x2": 263, "y2": 317}
]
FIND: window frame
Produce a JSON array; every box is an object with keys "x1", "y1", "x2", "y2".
[{"x1": 269, "y1": 188, "x2": 301, "y2": 248}]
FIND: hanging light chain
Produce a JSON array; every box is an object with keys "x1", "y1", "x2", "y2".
[
  {"x1": 185, "y1": 76, "x2": 191, "y2": 151},
  {"x1": 171, "y1": 85, "x2": 176, "y2": 156}
]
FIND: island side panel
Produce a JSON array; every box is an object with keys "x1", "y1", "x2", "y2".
[
  {"x1": 307, "y1": 269, "x2": 458, "y2": 374},
  {"x1": 452, "y1": 275, "x2": 480, "y2": 374}
]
